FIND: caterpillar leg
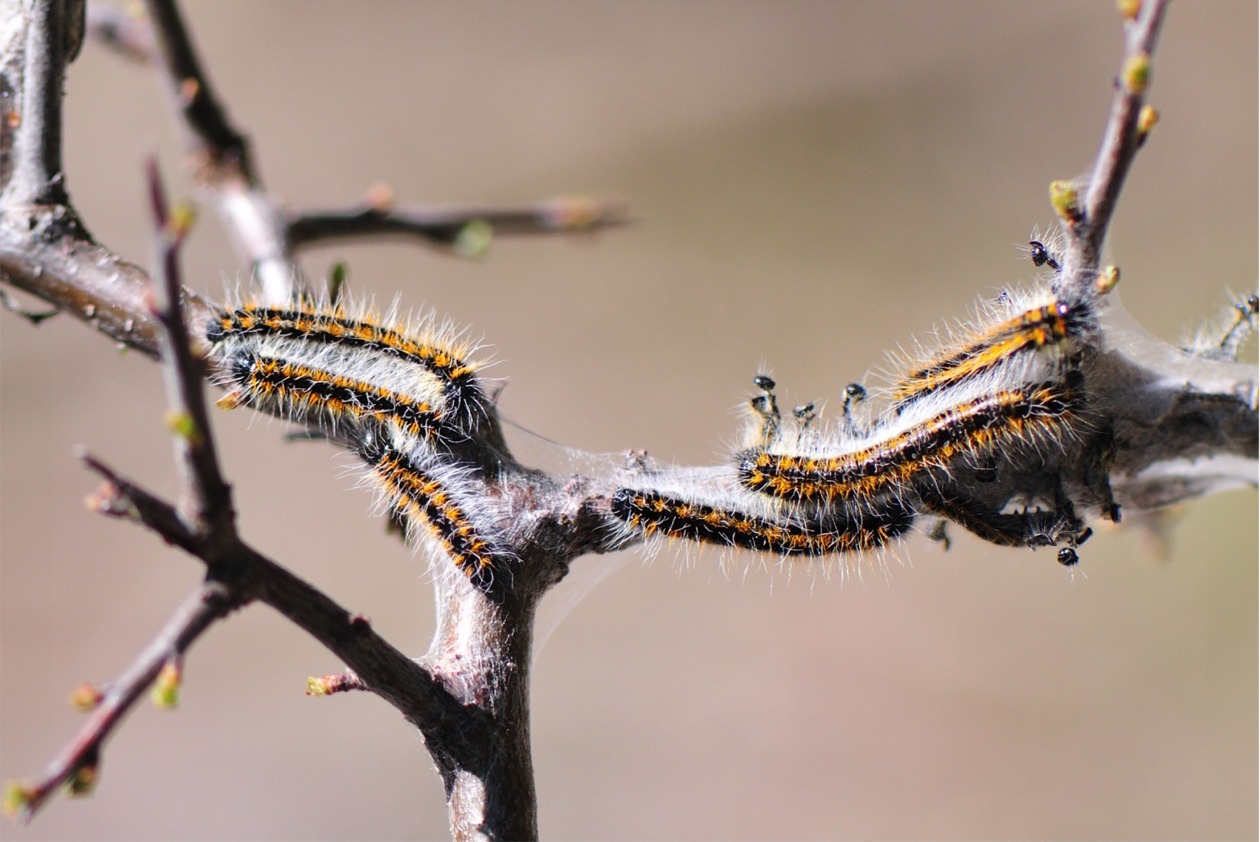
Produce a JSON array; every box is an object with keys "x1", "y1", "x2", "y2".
[
  {"x1": 749, "y1": 374, "x2": 781, "y2": 446},
  {"x1": 1215, "y1": 294, "x2": 1258, "y2": 360},
  {"x1": 1028, "y1": 239, "x2": 1062, "y2": 272},
  {"x1": 915, "y1": 482, "x2": 1088, "y2": 560}
]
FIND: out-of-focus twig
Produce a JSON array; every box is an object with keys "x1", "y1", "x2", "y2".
[
  {"x1": 85, "y1": 1, "x2": 154, "y2": 64},
  {"x1": 142, "y1": 0, "x2": 298, "y2": 301},
  {"x1": 286, "y1": 195, "x2": 629, "y2": 256}
]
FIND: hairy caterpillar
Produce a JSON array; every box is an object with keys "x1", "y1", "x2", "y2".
[
  {"x1": 217, "y1": 353, "x2": 446, "y2": 446},
  {"x1": 206, "y1": 296, "x2": 507, "y2": 590},
  {"x1": 609, "y1": 487, "x2": 916, "y2": 557},
  {"x1": 207, "y1": 300, "x2": 488, "y2": 427},
  {"x1": 738, "y1": 379, "x2": 1086, "y2": 507},
  {"x1": 612, "y1": 268, "x2": 1109, "y2": 565},
  {"x1": 888, "y1": 290, "x2": 1098, "y2": 408},
  {"x1": 360, "y1": 439, "x2": 510, "y2": 590}
]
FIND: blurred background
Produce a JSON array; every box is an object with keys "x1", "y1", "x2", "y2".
[{"x1": 1, "y1": 2, "x2": 1255, "y2": 839}]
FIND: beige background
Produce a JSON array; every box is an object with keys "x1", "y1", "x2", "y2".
[{"x1": 2, "y1": 2, "x2": 1256, "y2": 839}]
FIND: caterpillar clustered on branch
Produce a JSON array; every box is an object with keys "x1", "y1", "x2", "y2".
[
  {"x1": 200, "y1": 245, "x2": 1255, "y2": 581},
  {"x1": 609, "y1": 487, "x2": 917, "y2": 557},
  {"x1": 205, "y1": 298, "x2": 510, "y2": 591},
  {"x1": 610, "y1": 240, "x2": 1125, "y2": 569}
]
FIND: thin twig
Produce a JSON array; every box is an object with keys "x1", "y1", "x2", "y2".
[
  {"x1": 287, "y1": 196, "x2": 629, "y2": 254},
  {"x1": 7, "y1": 580, "x2": 240, "y2": 822},
  {"x1": 1061, "y1": 0, "x2": 1169, "y2": 282},
  {"x1": 144, "y1": 157, "x2": 235, "y2": 533},
  {"x1": 142, "y1": 0, "x2": 297, "y2": 301},
  {"x1": 0, "y1": 287, "x2": 59, "y2": 324},
  {"x1": 142, "y1": 0, "x2": 250, "y2": 180},
  {"x1": 307, "y1": 670, "x2": 369, "y2": 696},
  {"x1": 74, "y1": 453, "x2": 488, "y2": 804}
]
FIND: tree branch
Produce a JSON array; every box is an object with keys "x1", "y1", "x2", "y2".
[
  {"x1": 2, "y1": 0, "x2": 80, "y2": 208},
  {"x1": 286, "y1": 195, "x2": 629, "y2": 256},
  {"x1": 4, "y1": 580, "x2": 240, "y2": 821},
  {"x1": 1061, "y1": 0, "x2": 1169, "y2": 283},
  {"x1": 141, "y1": 0, "x2": 297, "y2": 301},
  {"x1": 1, "y1": 2, "x2": 1254, "y2": 840}
]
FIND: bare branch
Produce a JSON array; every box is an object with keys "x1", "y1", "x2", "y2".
[
  {"x1": 73, "y1": 453, "x2": 494, "y2": 819},
  {"x1": 144, "y1": 157, "x2": 236, "y2": 532},
  {"x1": 286, "y1": 195, "x2": 629, "y2": 255},
  {"x1": 5, "y1": 581, "x2": 240, "y2": 822},
  {"x1": 1061, "y1": 0, "x2": 1169, "y2": 282},
  {"x1": 141, "y1": 0, "x2": 250, "y2": 180},
  {"x1": 141, "y1": 0, "x2": 297, "y2": 300},
  {"x1": 1, "y1": 0, "x2": 80, "y2": 209}
]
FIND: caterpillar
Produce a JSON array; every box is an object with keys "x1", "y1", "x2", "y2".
[
  {"x1": 207, "y1": 299, "x2": 488, "y2": 427},
  {"x1": 738, "y1": 379, "x2": 1086, "y2": 507},
  {"x1": 609, "y1": 487, "x2": 916, "y2": 557},
  {"x1": 889, "y1": 292, "x2": 1097, "y2": 407},
  {"x1": 205, "y1": 295, "x2": 505, "y2": 590},
  {"x1": 216, "y1": 352, "x2": 446, "y2": 447},
  {"x1": 360, "y1": 440, "x2": 510, "y2": 591}
]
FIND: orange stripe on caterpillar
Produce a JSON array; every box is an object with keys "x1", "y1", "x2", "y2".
[
  {"x1": 610, "y1": 488, "x2": 915, "y2": 556},
  {"x1": 739, "y1": 380, "x2": 1084, "y2": 506},
  {"x1": 891, "y1": 297, "x2": 1094, "y2": 406},
  {"x1": 361, "y1": 443, "x2": 507, "y2": 591},
  {"x1": 217, "y1": 354, "x2": 445, "y2": 444},
  {"x1": 207, "y1": 302, "x2": 487, "y2": 422}
]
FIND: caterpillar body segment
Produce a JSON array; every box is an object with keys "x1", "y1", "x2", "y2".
[
  {"x1": 609, "y1": 487, "x2": 916, "y2": 557},
  {"x1": 738, "y1": 380, "x2": 1087, "y2": 508},
  {"x1": 207, "y1": 298, "x2": 489, "y2": 429},
  {"x1": 360, "y1": 440, "x2": 512, "y2": 592}
]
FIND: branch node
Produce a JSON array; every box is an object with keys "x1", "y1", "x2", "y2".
[
  {"x1": 1096, "y1": 265, "x2": 1120, "y2": 296},
  {"x1": 1120, "y1": 51, "x2": 1151, "y2": 94},
  {"x1": 2, "y1": 781, "x2": 37, "y2": 821},
  {"x1": 1116, "y1": 0, "x2": 1141, "y2": 22},
  {"x1": 1136, "y1": 104, "x2": 1159, "y2": 147},
  {"x1": 150, "y1": 658, "x2": 183, "y2": 709},
  {"x1": 65, "y1": 759, "x2": 99, "y2": 798},
  {"x1": 69, "y1": 683, "x2": 104, "y2": 713},
  {"x1": 306, "y1": 671, "x2": 367, "y2": 697},
  {"x1": 1049, "y1": 179, "x2": 1084, "y2": 225}
]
